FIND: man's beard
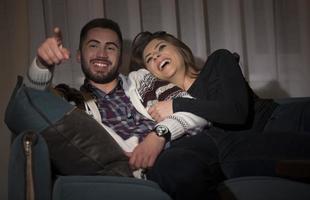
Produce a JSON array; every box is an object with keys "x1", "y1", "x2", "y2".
[{"x1": 81, "y1": 58, "x2": 120, "y2": 84}]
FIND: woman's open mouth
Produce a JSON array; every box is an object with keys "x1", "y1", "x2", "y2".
[{"x1": 159, "y1": 59, "x2": 171, "y2": 70}]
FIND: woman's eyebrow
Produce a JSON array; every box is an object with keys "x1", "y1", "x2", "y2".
[
  {"x1": 155, "y1": 41, "x2": 164, "y2": 49},
  {"x1": 144, "y1": 41, "x2": 165, "y2": 60}
]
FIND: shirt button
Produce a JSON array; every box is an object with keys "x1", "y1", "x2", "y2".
[{"x1": 127, "y1": 113, "x2": 133, "y2": 119}]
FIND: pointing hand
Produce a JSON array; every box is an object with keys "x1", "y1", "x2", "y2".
[{"x1": 37, "y1": 27, "x2": 70, "y2": 68}]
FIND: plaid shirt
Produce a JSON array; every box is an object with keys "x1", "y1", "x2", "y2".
[{"x1": 81, "y1": 78, "x2": 156, "y2": 141}]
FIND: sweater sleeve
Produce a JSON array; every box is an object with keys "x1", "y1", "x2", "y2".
[
  {"x1": 156, "y1": 111, "x2": 209, "y2": 140},
  {"x1": 127, "y1": 69, "x2": 209, "y2": 140},
  {"x1": 25, "y1": 57, "x2": 54, "y2": 90},
  {"x1": 173, "y1": 49, "x2": 250, "y2": 125}
]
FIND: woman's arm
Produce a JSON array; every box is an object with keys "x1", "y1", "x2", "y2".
[
  {"x1": 173, "y1": 49, "x2": 250, "y2": 125},
  {"x1": 126, "y1": 69, "x2": 209, "y2": 140}
]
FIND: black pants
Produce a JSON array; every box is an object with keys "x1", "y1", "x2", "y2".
[
  {"x1": 147, "y1": 101, "x2": 310, "y2": 200},
  {"x1": 264, "y1": 100, "x2": 310, "y2": 133},
  {"x1": 147, "y1": 132, "x2": 224, "y2": 200}
]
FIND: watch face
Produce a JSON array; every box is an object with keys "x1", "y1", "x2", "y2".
[{"x1": 156, "y1": 125, "x2": 169, "y2": 136}]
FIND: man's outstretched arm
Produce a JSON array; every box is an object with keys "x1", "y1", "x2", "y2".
[{"x1": 26, "y1": 27, "x2": 70, "y2": 90}]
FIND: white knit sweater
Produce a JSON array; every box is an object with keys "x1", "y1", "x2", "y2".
[{"x1": 27, "y1": 59, "x2": 208, "y2": 152}]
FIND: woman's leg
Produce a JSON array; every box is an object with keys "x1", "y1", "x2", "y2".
[
  {"x1": 264, "y1": 101, "x2": 310, "y2": 133},
  {"x1": 215, "y1": 130, "x2": 310, "y2": 179},
  {"x1": 147, "y1": 132, "x2": 225, "y2": 200}
]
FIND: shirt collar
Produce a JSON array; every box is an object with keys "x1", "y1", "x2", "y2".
[{"x1": 80, "y1": 77, "x2": 123, "y2": 97}]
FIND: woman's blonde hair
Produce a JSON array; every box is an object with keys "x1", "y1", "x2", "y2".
[{"x1": 130, "y1": 31, "x2": 200, "y2": 77}]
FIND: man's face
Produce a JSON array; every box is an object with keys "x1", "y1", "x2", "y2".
[{"x1": 78, "y1": 27, "x2": 121, "y2": 84}]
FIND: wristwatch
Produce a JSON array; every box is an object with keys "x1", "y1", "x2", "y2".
[{"x1": 154, "y1": 125, "x2": 171, "y2": 142}]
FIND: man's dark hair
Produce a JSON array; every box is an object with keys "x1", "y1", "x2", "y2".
[{"x1": 79, "y1": 18, "x2": 123, "y2": 51}]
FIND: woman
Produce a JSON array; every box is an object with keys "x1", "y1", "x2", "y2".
[
  {"x1": 130, "y1": 31, "x2": 310, "y2": 199},
  {"x1": 131, "y1": 31, "x2": 310, "y2": 134}
]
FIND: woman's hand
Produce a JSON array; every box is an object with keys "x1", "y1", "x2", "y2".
[
  {"x1": 127, "y1": 133, "x2": 165, "y2": 170},
  {"x1": 148, "y1": 100, "x2": 173, "y2": 122}
]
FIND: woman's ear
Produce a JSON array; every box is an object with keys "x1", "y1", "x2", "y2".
[{"x1": 76, "y1": 50, "x2": 81, "y2": 63}]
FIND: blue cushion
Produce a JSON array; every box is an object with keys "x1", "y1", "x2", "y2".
[
  {"x1": 52, "y1": 176, "x2": 172, "y2": 200},
  {"x1": 5, "y1": 76, "x2": 74, "y2": 134}
]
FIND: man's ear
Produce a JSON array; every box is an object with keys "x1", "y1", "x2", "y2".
[{"x1": 76, "y1": 50, "x2": 81, "y2": 63}]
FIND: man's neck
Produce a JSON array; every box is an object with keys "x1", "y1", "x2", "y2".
[{"x1": 89, "y1": 79, "x2": 119, "y2": 93}]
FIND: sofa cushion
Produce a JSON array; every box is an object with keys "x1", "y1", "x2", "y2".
[{"x1": 53, "y1": 176, "x2": 172, "y2": 200}]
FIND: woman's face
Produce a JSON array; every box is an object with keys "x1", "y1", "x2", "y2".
[{"x1": 143, "y1": 38, "x2": 185, "y2": 82}]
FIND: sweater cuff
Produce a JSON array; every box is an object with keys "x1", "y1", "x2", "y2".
[
  {"x1": 27, "y1": 57, "x2": 54, "y2": 90},
  {"x1": 156, "y1": 118, "x2": 185, "y2": 141}
]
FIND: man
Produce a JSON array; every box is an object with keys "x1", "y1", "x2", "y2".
[{"x1": 27, "y1": 18, "x2": 212, "y2": 200}]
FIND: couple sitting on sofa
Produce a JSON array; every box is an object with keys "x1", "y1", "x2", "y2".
[{"x1": 8, "y1": 18, "x2": 310, "y2": 200}]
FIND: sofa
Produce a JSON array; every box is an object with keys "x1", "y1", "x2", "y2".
[
  {"x1": 7, "y1": 98, "x2": 310, "y2": 200},
  {"x1": 5, "y1": 75, "x2": 310, "y2": 200},
  {"x1": 5, "y1": 76, "x2": 172, "y2": 200},
  {"x1": 8, "y1": 131, "x2": 172, "y2": 200}
]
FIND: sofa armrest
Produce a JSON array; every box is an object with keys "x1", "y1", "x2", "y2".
[
  {"x1": 218, "y1": 176, "x2": 310, "y2": 200},
  {"x1": 276, "y1": 160, "x2": 310, "y2": 182},
  {"x1": 275, "y1": 97, "x2": 310, "y2": 104},
  {"x1": 9, "y1": 131, "x2": 52, "y2": 200}
]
